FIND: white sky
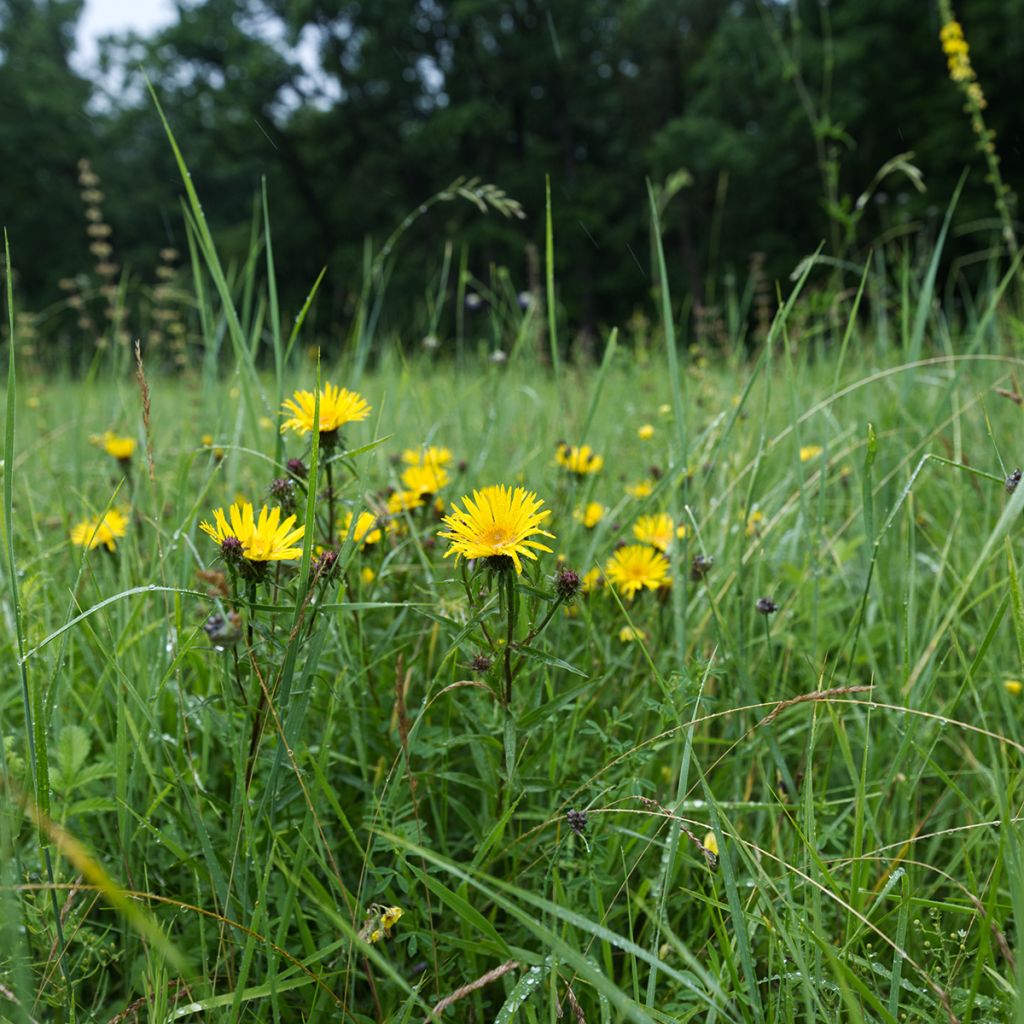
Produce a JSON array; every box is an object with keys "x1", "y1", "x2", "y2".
[{"x1": 74, "y1": 0, "x2": 177, "y2": 71}]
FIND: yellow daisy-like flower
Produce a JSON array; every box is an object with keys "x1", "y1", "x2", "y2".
[
  {"x1": 70, "y1": 509, "x2": 129, "y2": 551},
  {"x1": 625, "y1": 480, "x2": 654, "y2": 499},
  {"x1": 341, "y1": 510, "x2": 383, "y2": 548},
  {"x1": 388, "y1": 489, "x2": 425, "y2": 515},
  {"x1": 402, "y1": 445, "x2": 452, "y2": 469},
  {"x1": 199, "y1": 501, "x2": 305, "y2": 562},
  {"x1": 401, "y1": 460, "x2": 450, "y2": 498},
  {"x1": 637, "y1": 424, "x2": 655, "y2": 441},
  {"x1": 574, "y1": 502, "x2": 606, "y2": 529},
  {"x1": 604, "y1": 544, "x2": 671, "y2": 599},
  {"x1": 93, "y1": 431, "x2": 136, "y2": 461},
  {"x1": 799, "y1": 445, "x2": 823, "y2": 463},
  {"x1": 280, "y1": 383, "x2": 371, "y2": 437},
  {"x1": 556, "y1": 443, "x2": 604, "y2": 476},
  {"x1": 439, "y1": 484, "x2": 554, "y2": 574},
  {"x1": 632, "y1": 512, "x2": 676, "y2": 552}
]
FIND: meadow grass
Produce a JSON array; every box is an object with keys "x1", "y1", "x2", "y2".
[{"x1": 4, "y1": 101, "x2": 1024, "y2": 1018}]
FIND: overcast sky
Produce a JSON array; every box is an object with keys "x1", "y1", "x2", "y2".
[{"x1": 74, "y1": 0, "x2": 176, "y2": 71}]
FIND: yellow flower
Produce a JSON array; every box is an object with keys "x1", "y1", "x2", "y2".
[
  {"x1": 401, "y1": 460, "x2": 449, "y2": 498},
  {"x1": 799, "y1": 445, "x2": 823, "y2": 463},
  {"x1": 70, "y1": 509, "x2": 129, "y2": 551},
  {"x1": 582, "y1": 567, "x2": 603, "y2": 594},
  {"x1": 439, "y1": 485, "x2": 554, "y2": 574},
  {"x1": 280, "y1": 383, "x2": 371, "y2": 436},
  {"x1": 380, "y1": 906, "x2": 404, "y2": 932},
  {"x1": 676, "y1": 524, "x2": 687, "y2": 539},
  {"x1": 604, "y1": 544, "x2": 671, "y2": 599},
  {"x1": 1004, "y1": 680, "x2": 1022, "y2": 696},
  {"x1": 632, "y1": 512, "x2": 676, "y2": 552},
  {"x1": 199, "y1": 501, "x2": 305, "y2": 562},
  {"x1": 574, "y1": 502, "x2": 606, "y2": 529},
  {"x1": 637, "y1": 424, "x2": 655, "y2": 441},
  {"x1": 556, "y1": 443, "x2": 604, "y2": 476},
  {"x1": 368, "y1": 928, "x2": 383, "y2": 945},
  {"x1": 94, "y1": 431, "x2": 136, "y2": 461},
  {"x1": 402, "y1": 445, "x2": 452, "y2": 469},
  {"x1": 626, "y1": 480, "x2": 654, "y2": 499},
  {"x1": 361, "y1": 566, "x2": 376, "y2": 586},
  {"x1": 746, "y1": 509, "x2": 765, "y2": 536},
  {"x1": 341, "y1": 510, "x2": 383, "y2": 548},
  {"x1": 618, "y1": 625, "x2": 645, "y2": 643},
  {"x1": 703, "y1": 831, "x2": 719, "y2": 858},
  {"x1": 388, "y1": 489, "x2": 424, "y2": 515}
]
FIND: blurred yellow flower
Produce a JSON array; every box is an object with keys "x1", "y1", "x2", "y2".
[
  {"x1": 402, "y1": 445, "x2": 452, "y2": 469},
  {"x1": 93, "y1": 431, "x2": 136, "y2": 461},
  {"x1": 556, "y1": 443, "x2": 604, "y2": 476},
  {"x1": 70, "y1": 509, "x2": 129, "y2": 551},
  {"x1": 574, "y1": 502, "x2": 606, "y2": 529},
  {"x1": 361, "y1": 567, "x2": 376, "y2": 586},
  {"x1": 1004, "y1": 680, "x2": 1022, "y2": 696},
  {"x1": 388, "y1": 489, "x2": 424, "y2": 514},
  {"x1": 440, "y1": 485, "x2": 554, "y2": 574},
  {"x1": 605, "y1": 544, "x2": 670, "y2": 598},
  {"x1": 632, "y1": 512, "x2": 675, "y2": 552},
  {"x1": 341, "y1": 510, "x2": 383, "y2": 548},
  {"x1": 401, "y1": 460, "x2": 449, "y2": 498},
  {"x1": 280, "y1": 383, "x2": 371, "y2": 436},
  {"x1": 626, "y1": 480, "x2": 654, "y2": 499},
  {"x1": 618, "y1": 625, "x2": 646, "y2": 643},
  {"x1": 637, "y1": 424, "x2": 655, "y2": 441},
  {"x1": 799, "y1": 445, "x2": 823, "y2": 463},
  {"x1": 746, "y1": 509, "x2": 765, "y2": 536}
]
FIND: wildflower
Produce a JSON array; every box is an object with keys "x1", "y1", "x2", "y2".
[
  {"x1": 70, "y1": 509, "x2": 129, "y2": 552},
  {"x1": 1005, "y1": 680, "x2": 1022, "y2": 696},
  {"x1": 201, "y1": 434, "x2": 225, "y2": 461},
  {"x1": 940, "y1": 19, "x2": 974, "y2": 83},
  {"x1": 556, "y1": 443, "x2": 604, "y2": 476},
  {"x1": 574, "y1": 501, "x2": 606, "y2": 529},
  {"x1": 756, "y1": 597, "x2": 778, "y2": 615},
  {"x1": 401, "y1": 460, "x2": 449, "y2": 499},
  {"x1": 280, "y1": 383, "x2": 371, "y2": 441},
  {"x1": 799, "y1": 445, "x2": 823, "y2": 463},
  {"x1": 554, "y1": 567, "x2": 582, "y2": 602},
  {"x1": 439, "y1": 484, "x2": 554, "y2": 574},
  {"x1": 402, "y1": 445, "x2": 453, "y2": 470},
  {"x1": 746, "y1": 510, "x2": 765, "y2": 536},
  {"x1": 632, "y1": 512, "x2": 676, "y2": 552},
  {"x1": 199, "y1": 501, "x2": 305, "y2": 563},
  {"x1": 470, "y1": 654, "x2": 493, "y2": 673},
  {"x1": 360, "y1": 566, "x2": 376, "y2": 586},
  {"x1": 582, "y1": 567, "x2": 603, "y2": 594},
  {"x1": 363, "y1": 904, "x2": 404, "y2": 944},
  {"x1": 604, "y1": 544, "x2": 671, "y2": 599},
  {"x1": 691, "y1": 554, "x2": 714, "y2": 582},
  {"x1": 93, "y1": 431, "x2": 135, "y2": 462},
  {"x1": 341, "y1": 510, "x2": 383, "y2": 548},
  {"x1": 1005, "y1": 469, "x2": 1021, "y2": 494},
  {"x1": 638, "y1": 424, "x2": 655, "y2": 441},
  {"x1": 625, "y1": 480, "x2": 654, "y2": 499},
  {"x1": 380, "y1": 906, "x2": 403, "y2": 933},
  {"x1": 566, "y1": 809, "x2": 588, "y2": 835},
  {"x1": 618, "y1": 625, "x2": 646, "y2": 643},
  {"x1": 268, "y1": 477, "x2": 296, "y2": 512},
  {"x1": 387, "y1": 489, "x2": 425, "y2": 515}
]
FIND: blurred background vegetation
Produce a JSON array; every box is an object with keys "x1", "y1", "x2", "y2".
[{"x1": 3, "y1": 0, "x2": 1023, "y2": 352}]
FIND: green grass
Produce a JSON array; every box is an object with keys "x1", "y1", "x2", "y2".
[{"x1": 4, "y1": 121, "x2": 1024, "y2": 1019}]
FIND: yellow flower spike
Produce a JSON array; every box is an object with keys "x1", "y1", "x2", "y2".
[
  {"x1": 70, "y1": 509, "x2": 129, "y2": 552},
  {"x1": 280, "y1": 382, "x2": 371, "y2": 436},
  {"x1": 439, "y1": 484, "x2": 554, "y2": 575},
  {"x1": 604, "y1": 544, "x2": 671, "y2": 599},
  {"x1": 555, "y1": 443, "x2": 604, "y2": 476}
]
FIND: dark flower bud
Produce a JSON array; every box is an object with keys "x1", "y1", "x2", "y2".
[
  {"x1": 566, "y1": 809, "x2": 588, "y2": 836},
  {"x1": 554, "y1": 567, "x2": 582, "y2": 602},
  {"x1": 470, "y1": 654, "x2": 493, "y2": 673},
  {"x1": 1006, "y1": 468, "x2": 1022, "y2": 494},
  {"x1": 691, "y1": 554, "x2": 714, "y2": 582},
  {"x1": 269, "y1": 477, "x2": 293, "y2": 502},
  {"x1": 313, "y1": 549, "x2": 339, "y2": 582},
  {"x1": 286, "y1": 458, "x2": 307, "y2": 480},
  {"x1": 649, "y1": 465, "x2": 663, "y2": 480},
  {"x1": 756, "y1": 597, "x2": 778, "y2": 615}
]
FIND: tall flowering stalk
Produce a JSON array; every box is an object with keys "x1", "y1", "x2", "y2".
[{"x1": 937, "y1": 3, "x2": 1018, "y2": 255}]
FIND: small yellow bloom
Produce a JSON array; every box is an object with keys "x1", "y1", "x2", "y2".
[
  {"x1": 605, "y1": 544, "x2": 671, "y2": 599},
  {"x1": 637, "y1": 424, "x2": 655, "y2": 441},
  {"x1": 280, "y1": 383, "x2": 371, "y2": 436},
  {"x1": 582, "y1": 567, "x2": 603, "y2": 594},
  {"x1": 93, "y1": 431, "x2": 136, "y2": 461},
  {"x1": 799, "y1": 445, "x2": 823, "y2": 463},
  {"x1": 626, "y1": 480, "x2": 654, "y2": 499},
  {"x1": 401, "y1": 460, "x2": 449, "y2": 498},
  {"x1": 703, "y1": 831, "x2": 719, "y2": 858},
  {"x1": 70, "y1": 509, "x2": 129, "y2": 551},
  {"x1": 368, "y1": 928, "x2": 383, "y2": 945},
  {"x1": 1004, "y1": 680, "x2": 1022, "y2": 696},
  {"x1": 341, "y1": 510, "x2": 383, "y2": 548},
  {"x1": 361, "y1": 567, "x2": 376, "y2": 586},
  {"x1": 388, "y1": 489, "x2": 424, "y2": 514},
  {"x1": 402, "y1": 445, "x2": 452, "y2": 469},
  {"x1": 618, "y1": 625, "x2": 645, "y2": 643},
  {"x1": 556, "y1": 443, "x2": 604, "y2": 476},
  {"x1": 573, "y1": 502, "x2": 606, "y2": 529},
  {"x1": 440, "y1": 485, "x2": 554, "y2": 574},
  {"x1": 380, "y1": 906, "x2": 404, "y2": 931},
  {"x1": 675, "y1": 524, "x2": 687, "y2": 539},
  {"x1": 632, "y1": 512, "x2": 676, "y2": 552},
  {"x1": 746, "y1": 509, "x2": 765, "y2": 536}
]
